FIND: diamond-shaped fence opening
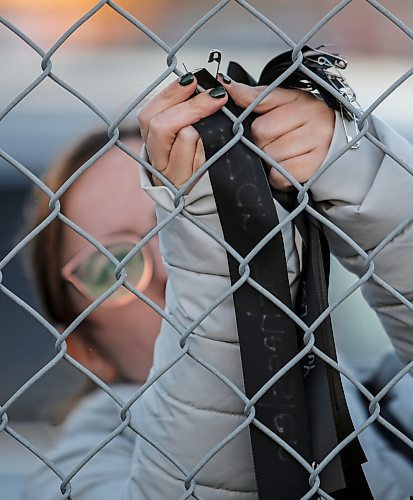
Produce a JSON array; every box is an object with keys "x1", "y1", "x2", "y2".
[{"x1": 1, "y1": 1, "x2": 413, "y2": 499}]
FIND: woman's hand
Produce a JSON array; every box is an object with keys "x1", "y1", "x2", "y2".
[
  {"x1": 218, "y1": 75, "x2": 335, "y2": 191},
  {"x1": 137, "y1": 73, "x2": 228, "y2": 189},
  {"x1": 138, "y1": 71, "x2": 334, "y2": 193}
]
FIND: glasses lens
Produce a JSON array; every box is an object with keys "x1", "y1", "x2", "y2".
[{"x1": 73, "y1": 243, "x2": 146, "y2": 302}]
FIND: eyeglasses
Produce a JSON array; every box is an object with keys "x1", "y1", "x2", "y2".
[{"x1": 61, "y1": 233, "x2": 153, "y2": 307}]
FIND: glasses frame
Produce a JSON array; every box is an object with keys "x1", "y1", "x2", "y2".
[{"x1": 61, "y1": 232, "x2": 154, "y2": 307}]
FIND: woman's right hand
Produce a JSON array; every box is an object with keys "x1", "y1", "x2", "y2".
[{"x1": 137, "y1": 73, "x2": 228, "y2": 189}]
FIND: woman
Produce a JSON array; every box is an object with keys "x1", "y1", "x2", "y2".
[
  {"x1": 29, "y1": 127, "x2": 167, "y2": 384},
  {"x1": 128, "y1": 72, "x2": 413, "y2": 499},
  {"x1": 24, "y1": 127, "x2": 168, "y2": 499},
  {"x1": 25, "y1": 72, "x2": 413, "y2": 498}
]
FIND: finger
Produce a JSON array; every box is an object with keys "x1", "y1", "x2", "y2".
[
  {"x1": 154, "y1": 126, "x2": 201, "y2": 188},
  {"x1": 138, "y1": 73, "x2": 198, "y2": 142},
  {"x1": 146, "y1": 87, "x2": 227, "y2": 172},
  {"x1": 251, "y1": 92, "x2": 328, "y2": 149},
  {"x1": 251, "y1": 105, "x2": 307, "y2": 149},
  {"x1": 217, "y1": 74, "x2": 300, "y2": 114},
  {"x1": 268, "y1": 149, "x2": 327, "y2": 191},
  {"x1": 193, "y1": 136, "x2": 206, "y2": 173},
  {"x1": 168, "y1": 136, "x2": 207, "y2": 192},
  {"x1": 262, "y1": 125, "x2": 318, "y2": 164}
]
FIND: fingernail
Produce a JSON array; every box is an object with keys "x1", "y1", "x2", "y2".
[
  {"x1": 209, "y1": 86, "x2": 227, "y2": 99},
  {"x1": 179, "y1": 72, "x2": 194, "y2": 86},
  {"x1": 218, "y1": 72, "x2": 231, "y2": 84}
]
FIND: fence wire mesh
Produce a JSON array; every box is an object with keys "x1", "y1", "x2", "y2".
[{"x1": 1, "y1": 1, "x2": 413, "y2": 499}]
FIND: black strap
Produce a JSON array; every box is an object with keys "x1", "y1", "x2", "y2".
[
  {"x1": 192, "y1": 48, "x2": 373, "y2": 498},
  {"x1": 229, "y1": 53, "x2": 373, "y2": 497},
  {"x1": 257, "y1": 49, "x2": 372, "y2": 496},
  {"x1": 258, "y1": 45, "x2": 356, "y2": 121},
  {"x1": 294, "y1": 209, "x2": 372, "y2": 497},
  {"x1": 193, "y1": 68, "x2": 312, "y2": 499}
]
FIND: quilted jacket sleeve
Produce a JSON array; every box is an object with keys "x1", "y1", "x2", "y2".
[
  {"x1": 311, "y1": 112, "x2": 413, "y2": 365},
  {"x1": 129, "y1": 114, "x2": 413, "y2": 498},
  {"x1": 124, "y1": 153, "x2": 299, "y2": 499},
  {"x1": 22, "y1": 385, "x2": 139, "y2": 500}
]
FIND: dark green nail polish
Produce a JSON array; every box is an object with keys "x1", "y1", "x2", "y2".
[
  {"x1": 218, "y1": 72, "x2": 231, "y2": 84},
  {"x1": 209, "y1": 86, "x2": 226, "y2": 99},
  {"x1": 179, "y1": 72, "x2": 194, "y2": 86}
]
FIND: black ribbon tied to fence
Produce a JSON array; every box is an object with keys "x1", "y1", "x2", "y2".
[{"x1": 192, "y1": 47, "x2": 373, "y2": 499}]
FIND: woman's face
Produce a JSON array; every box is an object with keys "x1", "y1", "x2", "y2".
[{"x1": 60, "y1": 140, "x2": 167, "y2": 383}]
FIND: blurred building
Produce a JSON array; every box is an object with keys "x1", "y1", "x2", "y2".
[{"x1": 0, "y1": 0, "x2": 412, "y2": 54}]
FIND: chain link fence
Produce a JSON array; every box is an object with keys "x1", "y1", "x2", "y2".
[{"x1": 1, "y1": 1, "x2": 413, "y2": 498}]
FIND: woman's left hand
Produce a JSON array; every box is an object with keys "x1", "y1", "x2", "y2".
[{"x1": 218, "y1": 75, "x2": 335, "y2": 191}]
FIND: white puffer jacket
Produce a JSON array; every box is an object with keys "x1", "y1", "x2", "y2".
[
  {"x1": 24, "y1": 113, "x2": 413, "y2": 500},
  {"x1": 125, "y1": 112, "x2": 413, "y2": 499}
]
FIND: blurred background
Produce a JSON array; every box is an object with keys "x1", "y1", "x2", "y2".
[{"x1": 1, "y1": 1, "x2": 412, "y2": 498}]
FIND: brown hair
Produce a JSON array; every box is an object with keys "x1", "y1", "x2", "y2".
[{"x1": 27, "y1": 127, "x2": 142, "y2": 327}]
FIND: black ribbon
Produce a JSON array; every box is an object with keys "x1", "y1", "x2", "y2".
[{"x1": 192, "y1": 47, "x2": 373, "y2": 499}]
